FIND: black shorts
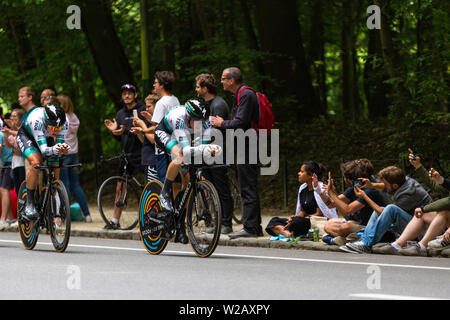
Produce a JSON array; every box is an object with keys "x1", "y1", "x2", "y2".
[
  {"x1": 265, "y1": 216, "x2": 311, "y2": 237},
  {"x1": 0, "y1": 165, "x2": 14, "y2": 190}
]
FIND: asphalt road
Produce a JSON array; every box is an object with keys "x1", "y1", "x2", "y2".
[{"x1": 1, "y1": 232, "x2": 449, "y2": 301}]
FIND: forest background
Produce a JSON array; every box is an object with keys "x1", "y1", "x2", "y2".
[{"x1": 0, "y1": 0, "x2": 448, "y2": 210}]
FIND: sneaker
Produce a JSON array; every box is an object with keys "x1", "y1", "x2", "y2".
[
  {"x1": 428, "y1": 236, "x2": 450, "y2": 251},
  {"x1": 373, "y1": 243, "x2": 401, "y2": 255},
  {"x1": 104, "y1": 221, "x2": 120, "y2": 230},
  {"x1": 345, "y1": 241, "x2": 371, "y2": 254},
  {"x1": 339, "y1": 245, "x2": 361, "y2": 254},
  {"x1": 322, "y1": 234, "x2": 335, "y2": 245},
  {"x1": 398, "y1": 243, "x2": 428, "y2": 257},
  {"x1": 85, "y1": 215, "x2": 93, "y2": 223},
  {"x1": 0, "y1": 221, "x2": 7, "y2": 231}
]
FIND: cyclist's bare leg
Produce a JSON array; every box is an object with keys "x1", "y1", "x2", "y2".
[
  {"x1": 159, "y1": 146, "x2": 183, "y2": 212},
  {"x1": 26, "y1": 153, "x2": 43, "y2": 190},
  {"x1": 24, "y1": 152, "x2": 43, "y2": 220}
]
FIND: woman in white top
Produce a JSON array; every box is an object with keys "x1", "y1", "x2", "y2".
[
  {"x1": 265, "y1": 161, "x2": 337, "y2": 239},
  {"x1": 57, "y1": 95, "x2": 92, "y2": 222}
]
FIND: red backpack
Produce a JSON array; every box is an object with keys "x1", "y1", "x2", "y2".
[{"x1": 237, "y1": 86, "x2": 275, "y2": 135}]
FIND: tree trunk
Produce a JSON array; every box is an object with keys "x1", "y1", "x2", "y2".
[
  {"x1": 416, "y1": 0, "x2": 447, "y2": 112},
  {"x1": 140, "y1": 0, "x2": 152, "y2": 97},
  {"x1": 341, "y1": 0, "x2": 360, "y2": 121},
  {"x1": 238, "y1": 0, "x2": 266, "y2": 90},
  {"x1": 308, "y1": 0, "x2": 327, "y2": 115},
  {"x1": 256, "y1": 0, "x2": 321, "y2": 121},
  {"x1": 364, "y1": 29, "x2": 391, "y2": 119},
  {"x1": 79, "y1": 0, "x2": 135, "y2": 111},
  {"x1": 374, "y1": 0, "x2": 411, "y2": 114}
]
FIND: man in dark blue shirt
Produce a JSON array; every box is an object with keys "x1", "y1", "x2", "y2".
[{"x1": 211, "y1": 67, "x2": 263, "y2": 239}]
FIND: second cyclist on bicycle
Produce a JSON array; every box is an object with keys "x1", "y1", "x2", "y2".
[{"x1": 154, "y1": 99, "x2": 222, "y2": 239}]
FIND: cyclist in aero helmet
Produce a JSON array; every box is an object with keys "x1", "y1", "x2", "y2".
[
  {"x1": 154, "y1": 98, "x2": 222, "y2": 214},
  {"x1": 16, "y1": 103, "x2": 70, "y2": 221}
]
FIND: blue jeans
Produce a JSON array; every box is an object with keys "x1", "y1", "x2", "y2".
[
  {"x1": 360, "y1": 204, "x2": 412, "y2": 247},
  {"x1": 60, "y1": 153, "x2": 91, "y2": 217}
]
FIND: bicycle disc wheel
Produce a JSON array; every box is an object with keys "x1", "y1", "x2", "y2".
[
  {"x1": 138, "y1": 180, "x2": 169, "y2": 255},
  {"x1": 17, "y1": 181, "x2": 40, "y2": 250},
  {"x1": 97, "y1": 176, "x2": 140, "y2": 230},
  {"x1": 186, "y1": 180, "x2": 221, "y2": 258},
  {"x1": 48, "y1": 180, "x2": 71, "y2": 252}
]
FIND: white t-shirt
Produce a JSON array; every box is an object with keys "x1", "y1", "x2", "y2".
[
  {"x1": 151, "y1": 95, "x2": 180, "y2": 124},
  {"x1": 151, "y1": 95, "x2": 180, "y2": 154}
]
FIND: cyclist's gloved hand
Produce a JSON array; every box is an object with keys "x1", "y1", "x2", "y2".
[
  {"x1": 52, "y1": 143, "x2": 63, "y2": 155},
  {"x1": 203, "y1": 144, "x2": 222, "y2": 161},
  {"x1": 61, "y1": 143, "x2": 71, "y2": 153}
]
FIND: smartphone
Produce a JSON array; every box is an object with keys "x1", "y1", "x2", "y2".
[
  {"x1": 133, "y1": 109, "x2": 138, "y2": 118},
  {"x1": 353, "y1": 179, "x2": 363, "y2": 188},
  {"x1": 410, "y1": 145, "x2": 417, "y2": 160}
]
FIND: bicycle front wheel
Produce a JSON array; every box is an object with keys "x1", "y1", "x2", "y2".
[
  {"x1": 97, "y1": 176, "x2": 140, "y2": 230},
  {"x1": 48, "y1": 180, "x2": 71, "y2": 252},
  {"x1": 186, "y1": 180, "x2": 221, "y2": 258},
  {"x1": 17, "y1": 181, "x2": 40, "y2": 250}
]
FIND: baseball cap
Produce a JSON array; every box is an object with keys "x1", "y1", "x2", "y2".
[{"x1": 121, "y1": 84, "x2": 137, "y2": 93}]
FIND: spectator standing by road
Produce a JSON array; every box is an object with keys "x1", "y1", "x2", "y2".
[
  {"x1": 150, "y1": 71, "x2": 180, "y2": 182},
  {"x1": 58, "y1": 95, "x2": 92, "y2": 223},
  {"x1": 3, "y1": 108, "x2": 25, "y2": 194},
  {"x1": 130, "y1": 94, "x2": 159, "y2": 183},
  {"x1": 103, "y1": 84, "x2": 146, "y2": 229},
  {"x1": 0, "y1": 129, "x2": 15, "y2": 230},
  {"x1": 195, "y1": 73, "x2": 234, "y2": 235},
  {"x1": 211, "y1": 67, "x2": 263, "y2": 239},
  {"x1": 18, "y1": 87, "x2": 39, "y2": 124},
  {"x1": 40, "y1": 88, "x2": 56, "y2": 107}
]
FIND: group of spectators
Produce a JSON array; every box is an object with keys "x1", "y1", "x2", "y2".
[
  {"x1": 267, "y1": 153, "x2": 449, "y2": 257},
  {"x1": 104, "y1": 67, "x2": 264, "y2": 241},
  {"x1": 0, "y1": 86, "x2": 91, "y2": 230},
  {"x1": 7, "y1": 68, "x2": 448, "y2": 258}
]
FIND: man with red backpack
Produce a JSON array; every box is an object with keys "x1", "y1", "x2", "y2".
[{"x1": 211, "y1": 67, "x2": 264, "y2": 239}]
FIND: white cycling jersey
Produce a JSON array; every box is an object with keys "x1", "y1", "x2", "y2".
[
  {"x1": 161, "y1": 105, "x2": 212, "y2": 151},
  {"x1": 22, "y1": 107, "x2": 68, "y2": 156}
]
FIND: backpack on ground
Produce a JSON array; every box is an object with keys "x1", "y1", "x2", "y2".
[{"x1": 237, "y1": 86, "x2": 275, "y2": 135}]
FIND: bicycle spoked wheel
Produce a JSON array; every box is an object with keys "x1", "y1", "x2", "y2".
[
  {"x1": 138, "y1": 180, "x2": 168, "y2": 255},
  {"x1": 17, "y1": 181, "x2": 40, "y2": 250},
  {"x1": 229, "y1": 169, "x2": 243, "y2": 224},
  {"x1": 48, "y1": 180, "x2": 71, "y2": 252},
  {"x1": 98, "y1": 176, "x2": 140, "y2": 230},
  {"x1": 186, "y1": 180, "x2": 221, "y2": 258}
]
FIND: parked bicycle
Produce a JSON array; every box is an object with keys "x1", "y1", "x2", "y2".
[
  {"x1": 138, "y1": 163, "x2": 223, "y2": 258},
  {"x1": 97, "y1": 151, "x2": 145, "y2": 230},
  {"x1": 17, "y1": 156, "x2": 78, "y2": 252},
  {"x1": 228, "y1": 165, "x2": 243, "y2": 224}
]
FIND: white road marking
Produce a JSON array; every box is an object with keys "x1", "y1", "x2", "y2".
[
  {"x1": 349, "y1": 293, "x2": 447, "y2": 300},
  {"x1": 2, "y1": 238, "x2": 450, "y2": 272}
]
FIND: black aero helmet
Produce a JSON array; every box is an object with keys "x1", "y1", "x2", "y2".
[
  {"x1": 185, "y1": 99, "x2": 208, "y2": 120},
  {"x1": 44, "y1": 104, "x2": 66, "y2": 127}
]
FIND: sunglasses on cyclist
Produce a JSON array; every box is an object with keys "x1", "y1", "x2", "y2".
[{"x1": 47, "y1": 125, "x2": 63, "y2": 132}]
